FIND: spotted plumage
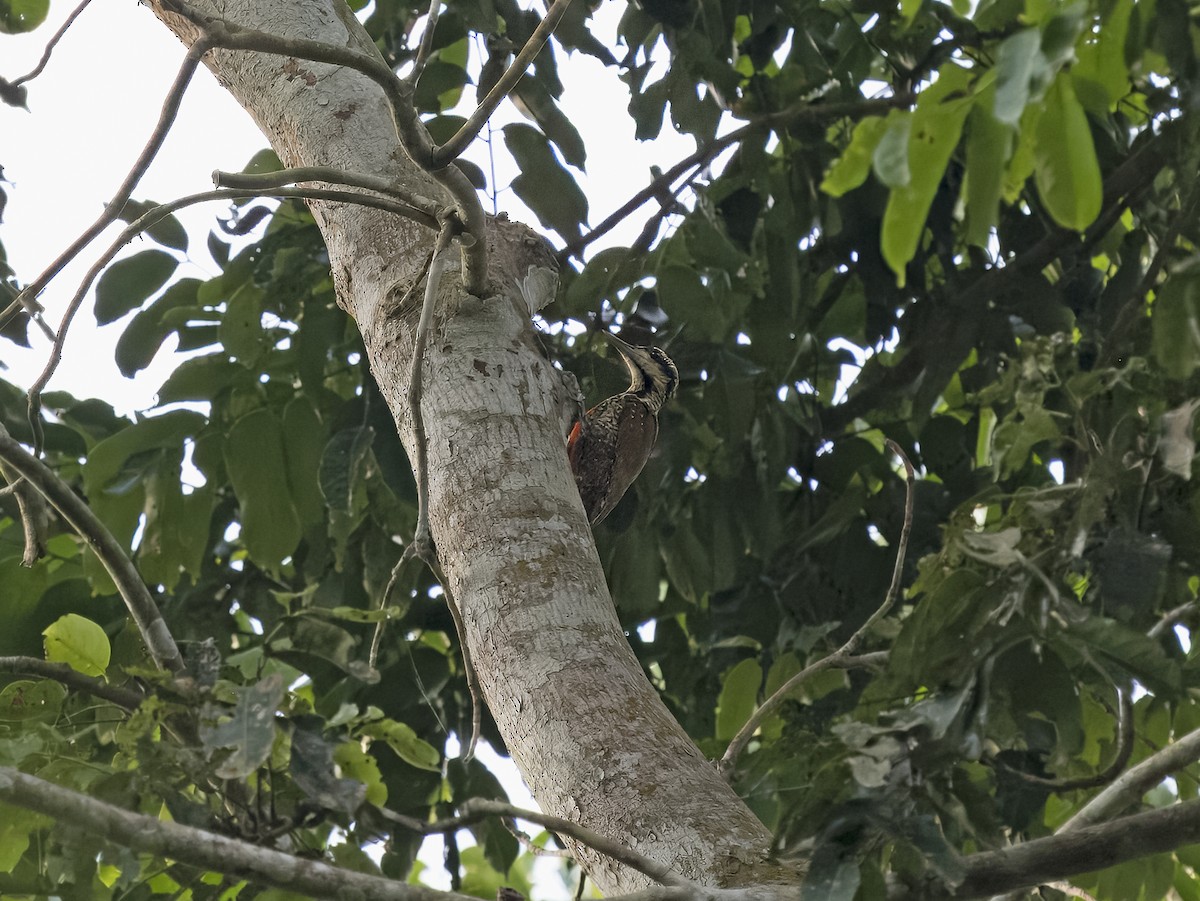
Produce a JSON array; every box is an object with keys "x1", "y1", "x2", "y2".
[{"x1": 567, "y1": 334, "x2": 678, "y2": 525}]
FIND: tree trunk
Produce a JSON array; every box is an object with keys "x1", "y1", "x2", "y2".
[{"x1": 149, "y1": 1, "x2": 793, "y2": 892}]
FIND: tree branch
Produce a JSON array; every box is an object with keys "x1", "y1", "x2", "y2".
[
  {"x1": 0, "y1": 425, "x2": 184, "y2": 674},
  {"x1": 405, "y1": 0, "x2": 443, "y2": 87},
  {"x1": 0, "y1": 657, "x2": 145, "y2": 709},
  {"x1": 935, "y1": 799, "x2": 1200, "y2": 899},
  {"x1": 212, "y1": 166, "x2": 444, "y2": 228},
  {"x1": 381, "y1": 799, "x2": 694, "y2": 888},
  {"x1": 720, "y1": 440, "x2": 914, "y2": 774},
  {"x1": 0, "y1": 766, "x2": 704, "y2": 901},
  {"x1": 10, "y1": 0, "x2": 95, "y2": 87},
  {"x1": 1060, "y1": 722, "x2": 1200, "y2": 832},
  {"x1": 162, "y1": 0, "x2": 489, "y2": 294},
  {"x1": 431, "y1": 0, "x2": 575, "y2": 166}
]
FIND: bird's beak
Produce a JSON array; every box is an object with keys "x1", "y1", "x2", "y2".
[{"x1": 602, "y1": 332, "x2": 635, "y2": 354}]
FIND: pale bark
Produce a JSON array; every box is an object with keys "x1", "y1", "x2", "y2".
[{"x1": 147, "y1": 0, "x2": 790, "y2": 893}]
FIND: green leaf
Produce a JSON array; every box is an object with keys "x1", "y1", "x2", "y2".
[
  {"x1": 1152, "y1": 268, "x2": 1200, "y2": 380},
  {"x1": 361, "y1": 718, "x2": 442, "y2": 771},
  {"x1": 1034, "y1": 73, "x2": 1102, "y2": 231},
  {"x1": 821, "y1": 116, "x2": 888, "y2": 197},
  {"x1": 333, "y1": 741, "x2": 387, "y2": 806},
  {"x1": 94, "y1": 250, "x2": 179, "y2": 325},
  {"x1": 219, "y1": 285, "x2": 265, "y2": 365},
  {"x1": 224, "y1": 409, "x2": 302, "y2": 568},
  {"x1": 0, "y1": 804, "x2": 49, "y2": 872},
  {"x1": 0, "y1": 0, "x2": 49, "y2": 33},
  {"x1": 716, "y1": 658, "x2": 762, "y2": 742},
  {"x1": 881, "y1": 64, "x2": 973, "y2": 285},
  {"x1": 0, "y1": 679, "x2": 66, "y2": 722},
  {"x1": 84, "y1": 410, "x2": 206, "y2": 493},
  {"x1": 1067, "y1": 617, "x2": 1182, "y2": 696},
  {"x1": 993, "y1": 28, "x2": 1046, "y2": 126},
  {"x1": 872, "y1": 110, "x2": 913, "y2": 188},
  {"x1": 319, "y1": 426, "x2": 375, "y2": 514},
  {"x1": 114, "y1": 200, "x2": 189, "y2": 252},
  {"x1": 201, "y1": 674, "x2": 286, "y2": 779},
  {"x1": 1071, "y1": 0, "x2": 1133, "y2": 112},
  {"x1": 114, "y1": 278, "x2": 201, "y2": 377},
  {"x1": 512, "y1": 78, "x2": 587, "y2": 169},
  {"x1": 43, "y1": 614, "x2": 110, "y2": 677},
  {"x1": 504, "y1": 123, "x2": 588, "y2": 242},
  {"x1": 964, "y1": 89, "x2": 1014, "y2": 246}
]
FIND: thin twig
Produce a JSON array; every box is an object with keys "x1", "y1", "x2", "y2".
[
  {"x1": 0, "y1": 656, "x2": 145, "y2": 709},
  {"x1": 406, "y1": 0, "x2": 443, "y2": 87},
  {"x1": 559, "y1": 95, "x2": 911, "y2": 261},
  {"x1": 501, "y1": 819, "x2": 573, "y2": 858},
  {"x1": 991, "y1": 688, "x2": 1133, "y2": 792},
  {"x1": 0, "y1": 424, "x2": 185, "y2": 674},
  {"x1": 381, "y1": 799, "x2": 696, "y2": 888},
  {"x1": 432, "y1": 0, "x2": 575, "y2": 166},
  {"x1": 1148, "y1": 599, "x2": 1197, "y2": 640},
  {"x1": 386, "y1": 219, "x2": 486, "y2": 760},
  {"x1": 719, "y1": 440, "x2": 914, "y2": 775},
  {"x1": 10, "y1": 0, "x2": 96, "y2": 87},
  {"x1": 1, "y1": 37, "x2": 212, "y2": 337},
  {"x1": 25, "y1": 186, "x2": 439, "y2": 438}
]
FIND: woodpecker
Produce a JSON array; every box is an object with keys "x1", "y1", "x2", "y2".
[{"x1": 567, "y1": 333, "x2": 679, "y2": 525}]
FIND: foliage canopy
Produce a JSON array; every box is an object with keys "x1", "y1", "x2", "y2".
[{"x1": 3, "y1": 0, "x2": 1200, "y2": 897}]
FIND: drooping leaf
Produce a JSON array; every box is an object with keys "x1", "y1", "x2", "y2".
[
  {"x1": 1034, "y1": 74, "x2": 1102, "y2": 231},
  {"x1": 224, "y1": 408, "x2": 303, "y2": 568},
  {"x1": 504, "y1": 123, "x2": 588, "y2": 242},
  {"x1": 94, "y1": 250, "x2": 179, "y2": 325}
]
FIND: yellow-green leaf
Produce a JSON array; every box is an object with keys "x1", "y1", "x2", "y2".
[
  {"x1": 716, "y1": 658, "x2": 762, "y2": 742},
  {"x1": 881, "y1": 64, "x2": 974, "y2": 285},
  {"x1": 821, "y1": 116, "x2": 889, "y2": 197},
  {"x1": 43, "y1": 614, "x2": 111, "y2": 677},
  {"x1": 964, "y1": 87, "x2": 1015, "y2": 247},
  {"x1": 1034, "y1": 73, "x2": 1102, "y2": 231}
]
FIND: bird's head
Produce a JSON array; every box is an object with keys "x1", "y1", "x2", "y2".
[{"x1": 604, "y1": 333, "x2": 679, "y2": 414}]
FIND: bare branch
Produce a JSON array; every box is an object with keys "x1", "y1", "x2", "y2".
[
  {"x1": 162, "y1": 1, "x2": 489, "y2": 294},
  {"x1": 1148, "y1": 599, "x2": 1196, "y2": 640},
  {"x1": 432, "y1": 0, "x2": 575, "y2": 166},
  {"x1": 1060, "y1": 723, "x2": 1200, "y2": 832},
  {"x1": 0, "y1": 766, "x2": 487, "y2": 901},
  {"x1": 10, "y1": 0, "x2": 96, "y2": 87},
  {"x1": 382, "y1": 798, "x2": 696, "y2": 888},
  {"x1": 400, "y1": 219, "x2": 486, "y2": 760},
  {"x1": 0, "y1": 656, "x2": 145, "y2": 709},
  {"x1": 560, "y1": 95, "x2": 912, "y2": 262},
  {"x1": 720, "y1": 440, "x2": 914, "y2": 775},
  {"x1": 0, "y1": 425, "x2": 184, "y2": 674},
  {"x1": 213, "y1": 166, "x2": 444, "y2": 228},
  {"x1": 406, "y1": 0, "x2": 443, "y2": 87}
]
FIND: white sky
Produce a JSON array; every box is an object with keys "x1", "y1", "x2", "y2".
[{"x1": 1, "y1": 2, "x2": 698, "y2": 894}]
